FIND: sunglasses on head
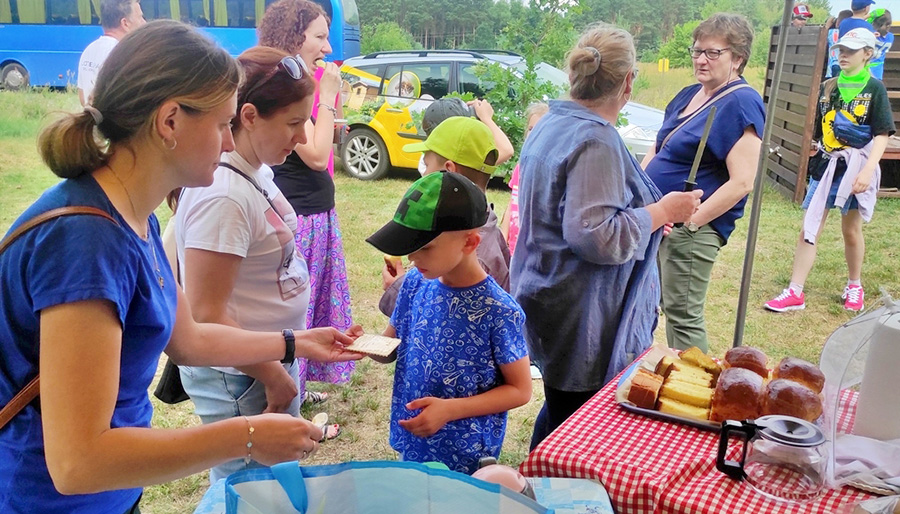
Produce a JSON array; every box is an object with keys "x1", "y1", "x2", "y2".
[{"x1": 242, "y1": 55, "x2": 305, "y2": 103}]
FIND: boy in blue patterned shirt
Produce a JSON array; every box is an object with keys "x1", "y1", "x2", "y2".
[{"x1": 366, "y1": 171, "x2": 531, "y2": 474}]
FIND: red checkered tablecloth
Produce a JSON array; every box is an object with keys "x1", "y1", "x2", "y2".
[{"x1": 520, "y1": 354, "x2": 873, "y2": 514}]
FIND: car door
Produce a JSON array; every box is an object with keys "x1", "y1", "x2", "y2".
[{"x1": 377, "y1": 61, "x2": 451, "y2": 169}]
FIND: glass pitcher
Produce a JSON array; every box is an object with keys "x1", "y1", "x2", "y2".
[{"x1": 717, "y1": 415, "x2": 828, "y2": 503}]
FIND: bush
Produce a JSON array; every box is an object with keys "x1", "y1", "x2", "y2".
[
  {"x1": 360, "y1": 22, "x2": 421, "y2": 54},
  {"x1": 472, "y1": 59, "x2": 564, "y2": 180},
  {"x1": 657, "y1": 20, "x2": 701, "y2": 69}
]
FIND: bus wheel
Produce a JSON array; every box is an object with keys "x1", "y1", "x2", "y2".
[
  {"x1": 1, "y1": 63, "x2": 29, "y2": 91},
  {"x1": 341, "y1": 128, "x2": 389, "y2": 180}
]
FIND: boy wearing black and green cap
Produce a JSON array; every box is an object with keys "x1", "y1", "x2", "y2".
[
  {"x1": 379, "y1": 116, "x2": 511, "y2": 316},
  {"x1": 366, "y1": 171, "x2": 531, "y2": 474}
]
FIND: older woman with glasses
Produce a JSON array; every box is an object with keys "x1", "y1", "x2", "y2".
[{"x1": 641, "y1": 13, "x2": 765, "y2": 354}]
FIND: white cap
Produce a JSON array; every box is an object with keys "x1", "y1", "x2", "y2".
[{"x1": 835, "y1": 28, "x2": 877, "y2": 51}]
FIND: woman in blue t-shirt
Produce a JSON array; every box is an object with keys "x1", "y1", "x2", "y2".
[
  {"x1": 0, "y1": 21, "x2": 361, "y2": 514},
  {"x1": 642, "y1": 13, "x2": 765, "y2": 354}
]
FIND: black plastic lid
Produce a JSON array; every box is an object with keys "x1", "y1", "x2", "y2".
[{"x1": 756, "y1": 415, "x2": 825, "y2": 447}]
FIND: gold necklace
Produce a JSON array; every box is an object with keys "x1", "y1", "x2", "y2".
[
  {"x1": 107, "y1": 167, "x2": 164, "y2": 289},
  {"x1": 107, "y1": 167, "x2": 148, "y2": 239},
  {"x1": 150, "y1": 243, "x2": 164, "y2": 289}
]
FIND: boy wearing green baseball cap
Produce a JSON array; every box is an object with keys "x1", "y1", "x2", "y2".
[
  {"x1": 366, "y1": 171, "x2": 531, "y2": 474},
  {"x1": 379, "y1": 116, "x2": 511, "y2": 315}
]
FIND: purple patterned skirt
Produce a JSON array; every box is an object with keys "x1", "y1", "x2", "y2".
[{"x1": 294, "y1": 208, "x2": 355, "y2": 392}]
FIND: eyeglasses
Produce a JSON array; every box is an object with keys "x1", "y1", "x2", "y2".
[
  {"x1": 633, "y1": 67, "x2": 639, "y2": 79},
  {"x1": 242, "y1": 55, "x2": 305, "y2": 103},
  {"x1": 688, "y1": 47, "x2": 731, "y2": 60}
]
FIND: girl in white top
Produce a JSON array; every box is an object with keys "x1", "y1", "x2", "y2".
[{"x1": 175, "y1": 47, "x2": 359, "y2": 482}]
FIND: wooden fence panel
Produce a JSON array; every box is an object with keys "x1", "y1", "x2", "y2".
[
  {"x1": 763, "y1": 25, "x2": 827, "y2": 202},
  {"x1": 764, "y1": 24, "x2": 900, "y2": 202}
]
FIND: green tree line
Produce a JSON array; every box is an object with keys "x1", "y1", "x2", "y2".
[{"x1": 357, "y1": 0, "x2": 834, "y2": 67}]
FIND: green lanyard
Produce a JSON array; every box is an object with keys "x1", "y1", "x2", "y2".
[{"x1": 837, "y1": 68, "x2": 870, "y2": 104}]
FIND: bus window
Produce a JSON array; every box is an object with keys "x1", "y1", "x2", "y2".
[
  {"x1": 312, "y1": 0, "x2": 332, "y2": 21},
  {"x1": 16, "y1": 1, "x2": 46, "y2": 23},
  {"x1": 145, "y1": 0, "x2": 174, "y2": 20},
  {"x1": 47, "y1": 0, "x2": 82, "y2": 25},
  {"x1": 341, "y1": 0, "x2": 358, "y2": 26},
  {"x1": 222, "y1": 0, "x2": 260, "y2": 27},
  {"x1": 1, "y1": 1, "x2": 11, "y2": 24},
  {"x1": 179, "y1": 0, "x2": 209, "y2": 25}
]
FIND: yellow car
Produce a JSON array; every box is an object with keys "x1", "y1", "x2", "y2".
[{"x1": 339, "y1": 49, "x2": 547, "y2": 180}]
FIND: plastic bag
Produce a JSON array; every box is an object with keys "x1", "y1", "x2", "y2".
[
  {"x1": 835, "y1": 494, "x2": 900, "y2": 514},
  {"x1": 820, "y1": 292, "x2": 900, "y2": 493},
  {"x1": 225, "y1": 461, "x2": 551, "y2": 514}
]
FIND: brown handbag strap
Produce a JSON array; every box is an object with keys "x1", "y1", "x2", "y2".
[
  {"x1": 657, "y1": 83, "x2": 752, "y2": 153},
  {"x1": 0, "y1": 206, "x2": 119, "y2": 430},
  {"x1": 0, "y1": 377, "x2": 40, "y2": 429}
]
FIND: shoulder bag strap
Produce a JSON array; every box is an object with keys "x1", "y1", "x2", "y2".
[
  {"x1": 657, "y1": 83, "x2": 753, "y2": 153},
  {"x1": 218, "y1": 162, "x2": 282, "y2": 216},
  {"x1": 0, "y1": 206, "x2": 119, "y2": 430}
]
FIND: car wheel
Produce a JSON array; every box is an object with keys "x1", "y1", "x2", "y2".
[
  {"x1": 341, "y1": 127, "x2": 389, "y2": 180},
  {"x1": 0, "y1": 63, "x2": 29, "y2": 91}
]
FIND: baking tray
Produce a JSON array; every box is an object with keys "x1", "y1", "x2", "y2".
[{"x1": 615, "y1": 352, "x2": 722, "y2": 433}]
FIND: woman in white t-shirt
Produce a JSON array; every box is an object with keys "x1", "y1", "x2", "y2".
[{"x1": 175, "y1": 46, "x2": 354, "y2": 483}]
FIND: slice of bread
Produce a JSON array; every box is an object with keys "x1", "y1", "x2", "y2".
[
  {"x1": 680, "y1": 346, "x2": 722, "y2": 378},
  {"x1": 658, "y1": 397, "x2": 710, "y2": 420},
  {"x1": 669, "y1": 369, "x2": 713, "y2": 388},
  {"x1": 627, "y1": 368, "x2": 664, "y2": 409},
  {"x1": 660, "y1": 379, "x2": 713, "y2": 408},
  {"x1": 655, "y1": 356, "x2": 677, "y2": 378}
]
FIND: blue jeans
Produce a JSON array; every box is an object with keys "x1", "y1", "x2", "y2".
[
  {"x1": 802, "y1": 176, "x2": 859, "y2": 213},
  {"x1": 180, "y1": 362, "x2": 301, "y2": 483}
]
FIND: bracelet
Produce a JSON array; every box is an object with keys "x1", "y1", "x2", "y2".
[
  {"x1": 317, "y1": 102, "x2": 337, "y2": 116},
  {"x1": 281, "y1": 328, "x2": 295, "y2": 364},
  {"x1": 242, "y1": 416, "x2": 254, "y2": 465}
]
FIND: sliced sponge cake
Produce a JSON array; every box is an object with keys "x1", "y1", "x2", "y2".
[
  {"x1": 660, "y1": 379, "x2": 713, "y2": 408},
  {"x1": 658, "y1": 397, "x2": 710, "y2": 421},
  {"x1": 627, "y1": 368, "x2": 664, "y2": 410},
  {"x1": 680, "y1": 346, "x2": 723, "y2": 378},
  {"x1": 669, "y1": 369, "x2": 713, "y2": 388}
]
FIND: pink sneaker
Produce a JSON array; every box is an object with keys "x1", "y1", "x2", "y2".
[
  {"x1": 843, "y1": 285, "x2": 864, "y2": 312},
  {"x1": 765, "y1": 289, "x2": 806, "y2": 312}
]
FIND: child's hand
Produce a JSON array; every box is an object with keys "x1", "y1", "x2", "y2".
[
  {"x1": 399, "y1": 397, "x2": 453, "y2": 437},
  {"x1": 382, "y1": 261, "x2": 406, "y2": 291},
  {"x1": 344, "y1": 324, "x2": 364, "y2": 339},
  {"x1": 468, "y1": 99, "x2": 495, "y2": 122},
  {"x1": 852, "y1": 169, "x2": 873, "y2": 194}
]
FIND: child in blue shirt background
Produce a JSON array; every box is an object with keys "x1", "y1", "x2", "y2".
[
  {"x1": 868, "y1": 8, "x2": 893, "y2": 79},
  {"x1": 366, "y1": 171, "x2": 532, "y2": 474}
]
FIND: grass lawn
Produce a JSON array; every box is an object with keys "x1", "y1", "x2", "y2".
[{"x1": 1, "y1": 82, "x2": 899, "y2": 514}]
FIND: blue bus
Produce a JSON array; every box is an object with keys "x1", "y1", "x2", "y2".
[{"x1": 0, "y1": 0, "x2": 360, "y2": 90}]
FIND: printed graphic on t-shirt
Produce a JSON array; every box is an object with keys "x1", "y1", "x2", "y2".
[
  {"x1": 820, "y1": 93, "x2": 873, "y2": 152},
  {"x1": 267, "y1": 192, "x2": 307, "y2": 300},
  {"x1": 389, "y1": 270, "x2": 528, "y2": 473}
]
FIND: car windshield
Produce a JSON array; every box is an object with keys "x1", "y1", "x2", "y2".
[{"x1": 511, "y1": 62, "x2": 568, "y2": 89}]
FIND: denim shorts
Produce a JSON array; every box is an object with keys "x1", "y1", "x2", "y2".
[
  {"x1": 181, "y1": 361, "x2": 301, "y2": 483},
  {"x1": 802, "y1": 176, "x2": 859, "y2": 212}
]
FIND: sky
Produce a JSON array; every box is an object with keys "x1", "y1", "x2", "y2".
[{"x1": 828, "y1": 0, "x2": 900, "y2": 16}]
